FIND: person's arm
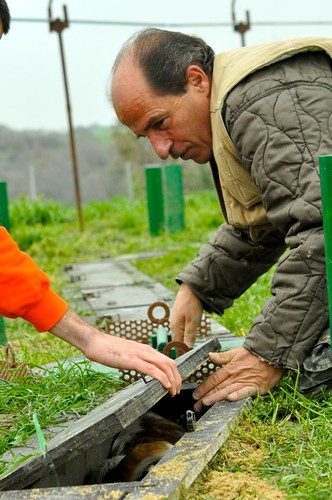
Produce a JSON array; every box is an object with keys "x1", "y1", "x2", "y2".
[
  {"x1": 50, "y1": 309, "x2": 181, "y2": 396},
  {"x1": 172, "y1": 224, "x2": 286, "y2": 346},
  {"x1": 0, "y1": 227, "x2": 182, "y2": 394},
  {"x1": 0, "y1": 226, "x2": 68, "y2": 330}
]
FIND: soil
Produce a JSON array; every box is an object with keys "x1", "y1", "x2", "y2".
[
  {"x1": 189, "y1": 436, "x2": 286, "y2": 499},
  {"x1": 205, "y1": 470, "x2": 286, "y2": 499}
]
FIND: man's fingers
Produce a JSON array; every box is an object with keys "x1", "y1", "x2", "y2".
[
  {"x1": 136, "y1": 358, "x2": 182, "y2": 397},
  {"x1": 208, "y1": 347, "x2": 241, "y2": 366},
  {"x1": 171, "y1": 324, "x2": 196, "y2": 348},
  {"x1": 171, "y1": 325, "x2": 185, "y2": 343},
  {"x1": 192, "y1": 367, "x2": 228, "y2": 401},
  {"x1": 227, "y1": 386, "x2": 261, "y2": 401},
  {"x1": 193, "y1": 383, "x2": 258, "y2": 412},
  {"x1": 183, "y1": 331, "x2": 196, "y2": 348}
]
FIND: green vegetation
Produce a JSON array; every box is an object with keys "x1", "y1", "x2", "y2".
[
  {"x1": 0, "y1": 193, "x2": 331, "y2": 496},
  {"x1": 0, "y1": 362, "x2": 122, "y2": 477}
]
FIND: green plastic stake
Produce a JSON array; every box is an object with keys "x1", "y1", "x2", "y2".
[
  {"x1": 319, "y1": 155, "x2": 332, "y2": 348},
  {"x1": 155, "y1": 325, "x2": 169, "y2": 352},
  {"x1": 145, "y1": 165, "x2": 165, "y2": 236},
  {"x1": 164, "y1": 164, "x2": 185, "y2": 233},
  {"x1": 0, "y1": 182, "x2": 10, "y2": 233},
  {"x1": 151, "y1": 326, "x2": 175, "y2": 359},
  {"x1": 0, "y1": 317, "x2": 6, "y2": 346},
  {"x1": 0, "y1": 182, "x2": 10, "y2": 345}
]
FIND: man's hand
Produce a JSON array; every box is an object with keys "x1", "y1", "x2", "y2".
[
  {"x1": 50, "y1": 309, "x2": 182, "y2": 397},
  {"x1": 170, "y1": 283, "x2": 203, "y2": 348},
  {"x1": 192, "y1": 347, "x2": 286, "y2": 412}
]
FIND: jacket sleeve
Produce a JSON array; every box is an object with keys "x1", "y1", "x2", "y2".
[
  {"x1": 177, "y1": 224, "x2": 286, "y2": 315},
  {"x1": 0, "y1": 227, "x2": 68, "y2": 332},
  {"x1": 178, "y1": 52, "x2": 331, "y2": 370}
]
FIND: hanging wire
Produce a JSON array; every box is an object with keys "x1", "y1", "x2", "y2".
[{"x1": 11, "y1": 18, "x2": 332, "y2": 27}]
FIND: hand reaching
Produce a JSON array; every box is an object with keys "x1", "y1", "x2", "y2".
[
  {"x1": 170, "y1": 283, "x2": 203, "y2": 348},
  {"x1": 50, "y1": 309, "x2": 182, "y2": 397},
  {"x1": 192, "y1": 346, "x2": 286, "y2": 411}
]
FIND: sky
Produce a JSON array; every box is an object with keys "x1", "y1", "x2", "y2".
[{"x1": 1, "y1": 0, "x2": 332, "y2": 131}]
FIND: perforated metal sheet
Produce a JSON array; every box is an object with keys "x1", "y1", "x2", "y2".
[{"x1": 105, "y1": 303, "x2": 218, "y2": 384}]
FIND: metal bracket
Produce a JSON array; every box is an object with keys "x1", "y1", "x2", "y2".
[{"x1": 231, "y1": 0, "x2": 251, "y2": 46}]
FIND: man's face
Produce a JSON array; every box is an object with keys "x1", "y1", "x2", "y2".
[
  {"x1": 112, "y1": 60, "x2": 213, "y2": 164},
  {"x1": 0, "y1": 19, "x2": 4, "y2": 39}
]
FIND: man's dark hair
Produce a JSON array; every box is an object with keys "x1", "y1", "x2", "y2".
[
  {"x1": 112, "y1": 28, "x2": 215, "y2": 95},
  {"x1": 0, "y1": 0, "x2": 11, "y2": 34}
]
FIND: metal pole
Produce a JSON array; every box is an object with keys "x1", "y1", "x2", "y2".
[
  {"x1": 48, "y1": 4, "x2": 84, "y2": 231},
  {"x1": 319, "y1": 155, "x2": 332, "y2": 348}
]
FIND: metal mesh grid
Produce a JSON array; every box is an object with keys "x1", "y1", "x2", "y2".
[
  {"x1": 105, "y1": 315, "x2": 211, "y2": 341},
  {"x1": 104, "y1": 303, "x2": 218, "y2": 385}
]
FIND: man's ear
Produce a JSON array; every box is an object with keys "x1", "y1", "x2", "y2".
[{"x1": 185, "y1": 65, "x2": 211, "y2": 94}]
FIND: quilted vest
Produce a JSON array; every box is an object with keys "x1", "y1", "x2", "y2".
[{"x1": 210, "y1": 37, "x2": 332, "y2": 240}]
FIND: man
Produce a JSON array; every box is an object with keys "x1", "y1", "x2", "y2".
[
  {"x1": 110, "y1": 28, "x2": 332, "y2": 410},
  {"x1": 0, "y1": 2, "x2": 181, "y2": 396}
]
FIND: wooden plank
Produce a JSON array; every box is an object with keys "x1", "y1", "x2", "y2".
[
  {"x1": 131, "y1": 398, "x2": 250, "y2": 499},
  {"x1": 0, "y1": 338, "x2": 220, "y2": 491},
  {"x1": 0, "y1": 482, "x2": 139, "y2": 498},
  {"x1": 0, "y1": 398, "x2": 249, "y2": 499}
]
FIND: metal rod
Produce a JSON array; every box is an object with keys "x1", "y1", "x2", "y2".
[
  {"x1": 49, "y1": 4, "x2": 84, "y2": 231},
  {"x1": 57, "y1": 29, "x2": 84, "y2": 231}
]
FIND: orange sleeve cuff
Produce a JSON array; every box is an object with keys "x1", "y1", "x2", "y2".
[{"x1": 22, "y1": 287, "x2": 68, "y2": 332}]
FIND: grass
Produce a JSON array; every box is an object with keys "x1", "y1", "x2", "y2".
[
  {"x1": 0, "y1": 361, "x2": 123, "y2": 477},
  {"x1": 0, "y1": 192, "x2": 331, "y2": 497},
  {"x1": 189, "y1": 381, "x2": 332, "y2": 499}
]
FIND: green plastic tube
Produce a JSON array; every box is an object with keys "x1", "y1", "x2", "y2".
[
  {"x1": 0, "y1": 182, "x2": 9, "y2": 345},
  {"x1": 145, "y1": 165, "x2": 165, "y2": 236},
  {"x1": 319, "y1": 155, "x2": 332, "y2": 348}
]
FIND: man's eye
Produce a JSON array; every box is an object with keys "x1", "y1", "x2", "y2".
[{"x1": 155, "y1": 119, "x2": 166, "y2": 130}]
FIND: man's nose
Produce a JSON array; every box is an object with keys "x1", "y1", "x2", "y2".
[{"x1": 149, "y1": 133, "x2": 172, "y2": 160}]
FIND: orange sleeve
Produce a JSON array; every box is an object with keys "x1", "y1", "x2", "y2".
[{"x1": 0, "y1": 227, "x2": 68, "y2": 332}]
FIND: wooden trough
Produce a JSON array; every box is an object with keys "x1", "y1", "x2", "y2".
[
  {"x1": 0, "y1": 258, "x2": 248, "y2": 497},
  {"x1": 0, "y1": 338, "x2": 249, "y2": 498}
]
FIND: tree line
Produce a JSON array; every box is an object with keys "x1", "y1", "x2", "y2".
[{"x1": 0, "y1": 124, "x2": 214, "y2": 204}]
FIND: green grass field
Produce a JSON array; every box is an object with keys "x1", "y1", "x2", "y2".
[{"x1": 0, "y1": 193, "x2": 331, "y2": 498}]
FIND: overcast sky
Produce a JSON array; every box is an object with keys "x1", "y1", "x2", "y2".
[{"x1": 1, "y1": 0, "x2": 332, "y2": 131}]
